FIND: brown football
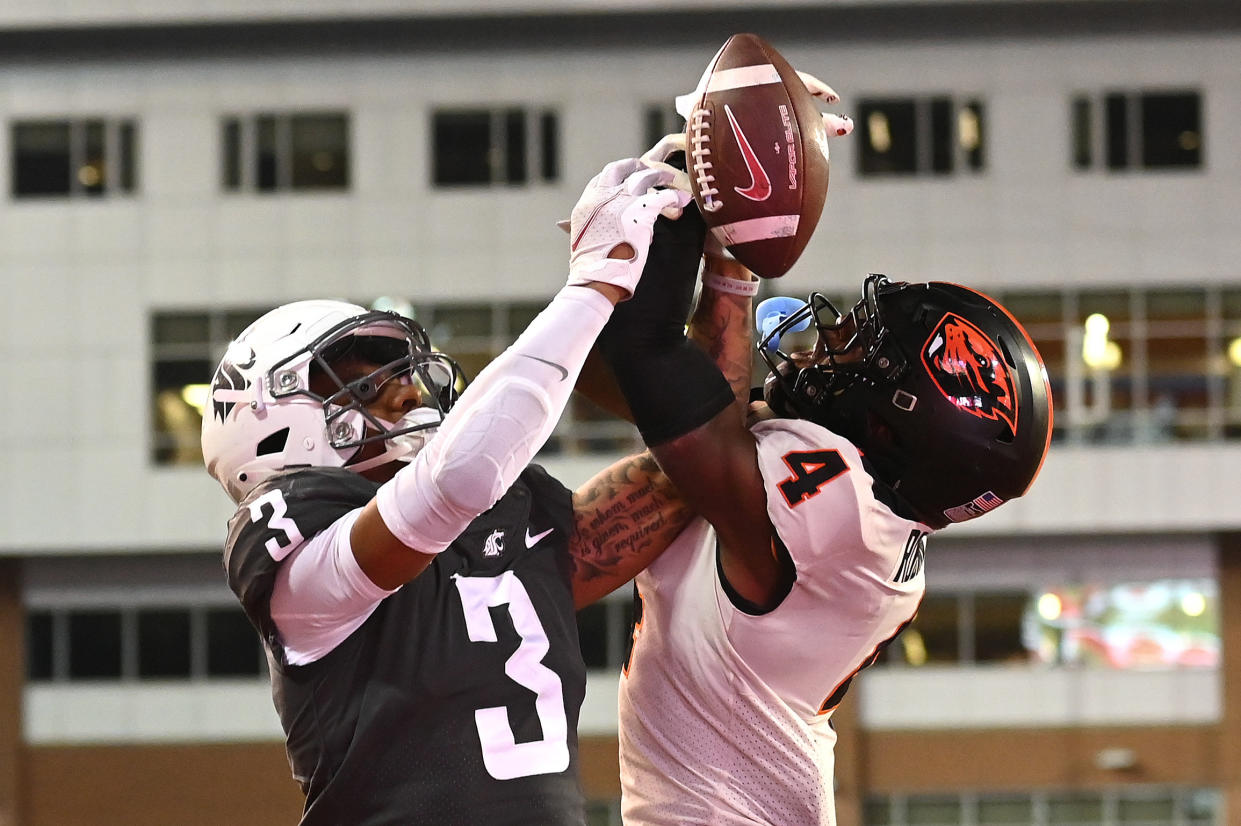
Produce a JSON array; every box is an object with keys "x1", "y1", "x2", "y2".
[{"x1": 684, "y1": 34, "x2": 830, "y2": 279}]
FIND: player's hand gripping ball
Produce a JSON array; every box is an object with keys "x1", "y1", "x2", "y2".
[{"x1": 681, "y1": 34, "x2": 846, "y2": 279}]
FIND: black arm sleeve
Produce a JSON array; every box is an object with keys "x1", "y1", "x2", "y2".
[{"x1": 596, "y1": 203, "x2": 735, "y2": 446}]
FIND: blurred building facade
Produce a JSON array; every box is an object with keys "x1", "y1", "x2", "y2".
[{"x1": 2, "y1": 1, "x2": 1241, "y2": 824}]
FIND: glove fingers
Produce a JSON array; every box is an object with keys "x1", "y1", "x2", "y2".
[
  {"x1": 640, "y1": 159, "x2": 692, "y2": 194},
  {"x1": 625, "y1": 164, "x2": 679, "y2": 196},
  {"x1": 796, "y1": 71, "x2": 840, "y2": 104},
  {"x1": 658, "y1": 187, "x2": 693, "y2": 210},
  {"x1": 641, "y1": 132, "x2": 688, "y2": 165},
  {"x1": 823, "y1": 112, "x2": 854, "y2": 137},
  {"x1": 597, "y1": 157, "x2": 643, "y2": 189}
]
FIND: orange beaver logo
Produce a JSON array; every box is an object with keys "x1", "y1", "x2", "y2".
[{"x1": 921, "y1": 313, "x2": 1017, "y2": 433}]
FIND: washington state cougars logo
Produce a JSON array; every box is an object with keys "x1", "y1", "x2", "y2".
[
  {"x1": 482, "y1": 529, "x2": 505, "y2": 558},
  {"x1": 921, "y1": 313, "x2": 1017, "y2": 432},
  {"x1": 209, "y1": 360, "x2": 251, "y2": 423}
]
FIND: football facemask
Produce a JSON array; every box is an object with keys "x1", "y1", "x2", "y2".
[{"x1": 202, "y1": 300, "x2": 465, "y2": 503}]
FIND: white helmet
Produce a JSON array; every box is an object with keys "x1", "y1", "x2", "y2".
[{"x1": 201, "y1": 299, "x2": 462, "y2": 503}]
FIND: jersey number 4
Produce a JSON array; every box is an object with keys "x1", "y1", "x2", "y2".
[
  {"x1": 777, "y1": 449, "x2": 848, "y2": 507},
  {"x1": 455, "y1": 572, "x2": 570, "y2": 781}
]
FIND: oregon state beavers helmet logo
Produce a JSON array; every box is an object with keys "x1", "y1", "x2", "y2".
[{"x1": 921, "y1": 313, "x2": 1018, "y2": 433}]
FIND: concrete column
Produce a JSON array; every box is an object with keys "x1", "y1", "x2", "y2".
[{"x1": 0, "y1": 558, "x2": 23, "y2": 826}]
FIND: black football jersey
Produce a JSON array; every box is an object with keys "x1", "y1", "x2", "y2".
[{"x1": 224, "y1": 465, "x2": 586, "y2": 825}]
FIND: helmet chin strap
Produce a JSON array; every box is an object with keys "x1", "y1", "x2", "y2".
[{"x1": 345, "y1": 407, "x2": 441, "y2": 474}]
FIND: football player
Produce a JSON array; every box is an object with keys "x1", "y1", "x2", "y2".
[
  {"x1": 598, "y1": 220, "x2": 1054, "y2": 825},
  {"x1": 199, "y1": 158, "x2": 731, "y2": 824}
]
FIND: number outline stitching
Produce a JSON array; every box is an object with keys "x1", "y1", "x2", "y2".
[{"x1": 776, "y1": 449, "x2": 848, "y2": 508}]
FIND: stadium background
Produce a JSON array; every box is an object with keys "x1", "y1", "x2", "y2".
[{"x1": 1, "y1": 1, "x2": 1240, "y2": 823}]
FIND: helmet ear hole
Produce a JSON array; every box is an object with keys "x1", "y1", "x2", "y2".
[{"x1": 256, "y1": 427, "x2": 290, "y2": 456}]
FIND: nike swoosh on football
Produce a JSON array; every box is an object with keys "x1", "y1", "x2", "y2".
[
  {"x1": 724, "y1": 104, "x2": 773, "y2": 202},
  {"x1": 518, "y1": 353, "x2": 569, "y2": 381},
  {"x1": 525, "y1": 527, "x2": 554, "y2": 548}
]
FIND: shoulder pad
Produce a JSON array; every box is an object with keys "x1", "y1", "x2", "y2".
[{"x1": 223, "y1": 468, "x2": 378, "y2": 649}]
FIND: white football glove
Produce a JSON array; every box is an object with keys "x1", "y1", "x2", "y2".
[
  {"x1": 639, "y1": 132, "x2": 693, "y2": 206},
  {"x1": 566, "y1": 158, "x2": 692, "y2": 298},
  {"x1": 794, "y1": 70, "x2": 855, "y2": 137}
]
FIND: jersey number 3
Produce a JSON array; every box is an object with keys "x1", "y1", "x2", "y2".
[
  {"x1": 777, "y1": 449, "x2": 848, "y2": 507},
  {"x1": 247, "y1": 489, "x2": 305, "y2": 561},
  {"x1": 454, "y1": 572, "x2": 570, "y2": 780}
]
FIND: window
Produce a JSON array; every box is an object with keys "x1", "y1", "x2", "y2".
[
  {"x1": 577, "y1": 602, "x2": 610, "y2": 669},
  {"x1": 68, "y1": 610, "x2": 122, "y2": 679},
  {"x1": 1223, "y1": 287, "x2": 1241, "y2": 438},
  {"x1": 26, "y1": 610, "x2": 54, "y2": 680},
  {"x1": 977, "y1": 795, "x2": 1033, "y2": 824},
  {"x1": 1071, "y1": 90, "x2": 1202, "y2": 171},
  {"x1": 888, "y1": 577, "x2": 1219, "y2": 669},
  {"x1": 895, "y1": 592, "x2": 1032, "y2": 666},
  {"x1": 151, "y1": 308, "x2": 265, "y2": 466},
  {"x1": 1146, "y1": 289, "x2": 1211, "y2": 440},
  {"x1": 897, "y1": 594, "x2": 960, "y2": 664},
  {"x1": 905, "y1": 795, "x2": 960, "y2": 825},
  {"x1": 856, "y1": 96, "x2": 985, "y2": 177},
  {"x1": 869, "y1": 788, "x2": 1218, "y2": 826},
  {"x1": 26, "y1": 604, "x2": 264, "y2": 682},
  {"x1": 993, "y1": 284, "x2": 1239, "y2": 445},
  {"x1": 26, "y1": 591, "x2": 637, "y2": 684},
  {"x1": 432, "y1": 107, "x2": 560, "y2": 186},
  {"x1": 414, "y1": 299, "x2": 640, "y2": 455},
  {"x1": 207, "y1": 607, "x2": 265, "y2": 676},
  {"x1": 138, "y1": 608, "x2": 192, "y2": 678},
  {"x1": 221, "y1": 112, "x2": 350, "y2": 192},
  {"x1": 1028, "y1": 578, "x2": 1218, "y2": 669},
  {"x1": 1078, "y1": 289, "x2": 1137, "y2": 442},
  {"x1": 576, "y1": 593, "x2": 635, "y2": 671},
  {"x1": 11, "y1": 117, "x2": 138, "y2": 198},
  {"x1": 643, "y1": 101, "x2": 682, "y2": 152}
]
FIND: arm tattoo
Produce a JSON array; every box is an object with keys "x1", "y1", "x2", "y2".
[
  {"x1": 568, "y1": 452, "x2": 694, "y2": 603},
  {"x1": 690, "y1": 287, "x2": 755, "y2": 406}
]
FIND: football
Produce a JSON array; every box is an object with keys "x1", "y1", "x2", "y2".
[{"x1": 682, "y1": 34, "x2": 830, "y2": 279}]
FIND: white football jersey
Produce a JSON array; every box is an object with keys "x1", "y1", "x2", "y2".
[{"x1": 618, "y1": 418, "x2": 930, "y2": 826}]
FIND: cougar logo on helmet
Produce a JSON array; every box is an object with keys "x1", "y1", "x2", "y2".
[
  {"x1": 922, "y1": 313, "x2": 1017, "y2": 433},
  {"x1": 210, "y1": 361, "x2": 251, "y2": 424}
]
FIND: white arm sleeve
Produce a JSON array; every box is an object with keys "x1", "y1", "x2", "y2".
[
  {"x1": 269, "y1": 508, "x2": 397, "y2": 665},
  {"x1": 376, "y1": 284, "x2": 613, "y2": 553}
]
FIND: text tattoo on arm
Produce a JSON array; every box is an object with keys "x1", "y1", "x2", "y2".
[{"x1": 570, "y1": 452, "x2": 693, "y2": 590}]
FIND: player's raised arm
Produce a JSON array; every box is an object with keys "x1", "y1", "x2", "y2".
[
  {"x1": 688, "y1": 239, "x2": 758, "y2": 418},
  {"x1": 565, "y1": 199, "x2": 739, "y2": 608},
  {"x1": 588, "y1": 199, "x2": 786, "y2": 610},
  {"x1": 348, "y1": 159, "x2": 690, "y2": 589}
]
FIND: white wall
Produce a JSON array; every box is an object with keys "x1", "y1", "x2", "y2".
[{"x1": 0, "y1": 34, "x2": 1238, "y2": 553}]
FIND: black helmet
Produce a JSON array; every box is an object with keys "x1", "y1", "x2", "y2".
[{"x1": 760, "y1": 274, "x2": 1053, "y2": 529}]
